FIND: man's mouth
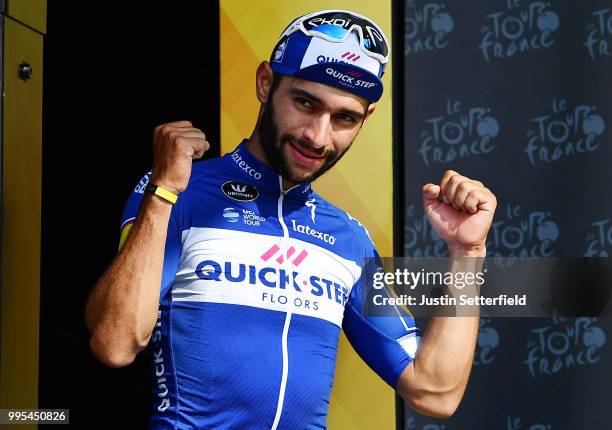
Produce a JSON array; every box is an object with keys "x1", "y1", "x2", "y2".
[{"x1": 286, "y1": 140, "x2": 326, "y2": 168}]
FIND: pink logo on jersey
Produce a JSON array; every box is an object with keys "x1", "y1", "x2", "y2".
[{"x1": 260, "y1": 244, "x2": 308, "y2": 266}]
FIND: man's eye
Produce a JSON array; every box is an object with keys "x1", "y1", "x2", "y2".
[
  {"x1": 296, "y1": 98, "x2": 312, "y2": 108},
  {"x1": 338, "y1": 114, "x2": 356, "y2": 123}
]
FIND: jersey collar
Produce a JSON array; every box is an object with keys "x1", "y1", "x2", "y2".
[{"x1": 226, "y1": 140, "x2": 313, "y2": 198}]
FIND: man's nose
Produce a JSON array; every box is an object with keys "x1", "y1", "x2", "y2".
[{"x1": 302, "y1": 114, "x2": 331, "y2": 149}]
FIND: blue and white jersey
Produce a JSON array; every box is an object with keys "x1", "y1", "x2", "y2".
[{"x1": 120, "y1": 140, "x2": 421, "y2": 429}]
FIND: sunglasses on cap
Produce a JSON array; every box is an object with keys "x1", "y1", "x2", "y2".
[{"x1": 278, "y1": 10, "x2": 390, "y2": 65}]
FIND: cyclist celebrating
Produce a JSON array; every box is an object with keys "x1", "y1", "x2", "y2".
[{"x1": 86, "y1": 10, "x2": 496, "y2": 429}]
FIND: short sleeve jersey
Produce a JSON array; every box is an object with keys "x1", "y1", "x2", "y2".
[{"x1": 120, "y1": 140, "x2": 420, "y2": 430}]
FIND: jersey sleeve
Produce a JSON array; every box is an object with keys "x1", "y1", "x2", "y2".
[
  {"x1": 118, "y1": 171, "x2": 183, "y2": 300},
  {"x1": 342, "y1": 219, "x2": 421, "y2": 388}
]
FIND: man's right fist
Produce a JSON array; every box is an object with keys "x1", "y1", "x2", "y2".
[{"x1": 150, "y1": 121, "x2": 210, "y2": 194}]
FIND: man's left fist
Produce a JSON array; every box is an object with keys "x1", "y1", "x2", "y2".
[{"x1": 422, "y1": 170, "x2": 497, "y2": 256}]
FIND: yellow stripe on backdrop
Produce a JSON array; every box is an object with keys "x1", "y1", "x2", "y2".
[
  {"x1": 220, "y1": 1, "x2": 395, "y2": 429},
  {"x1": 0, "y1": 2, "x2": 46, "y2": 428}
]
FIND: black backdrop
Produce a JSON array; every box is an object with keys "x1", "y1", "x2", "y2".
[
  {"x1": 397, "y1": 0, "x2": 612, "y2": 428},
  {"x1": 40, "y1": 1, "x2": 220, "y2": 428}
]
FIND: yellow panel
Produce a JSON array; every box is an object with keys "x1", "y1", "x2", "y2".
[
  {"x1": 0, "y1": 15, "x2": 43, "y2": 428},
  {"x1": 7, "y1": 0, "x2": 47, "y2": 34},
  {"x1": 220, "y1": 1, "x2": 395, "y2": 429}
]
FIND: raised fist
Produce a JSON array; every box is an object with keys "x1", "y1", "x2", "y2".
[{"x1": 150, "y1": 120, "x2": 210, "y2": 194}]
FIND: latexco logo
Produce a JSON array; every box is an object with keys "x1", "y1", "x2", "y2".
[
  {"x1": 291, "y1": 220, "x2": 336, "y2": 245},
  {"x1": 232, "y1": 151, "x2": 262, "y2": 179},
  {"x1": 584, "y1": 8, "x2": 612, "y2": 60},
  {"x1": 479, "y1": 1, "x2": 559, "y2": 63},
  {"x1": 221, "y1": 181, "x2": 259, "y2": 201},
  {"x1": 417, "y1": 99, "x2": 500, "y2": 166},
  {"x1": 404, "y1": 1, "x2": 454, "y2": 55},
  {"x1": 524, "y1": 98, "x2": 605, "y2": 166}
]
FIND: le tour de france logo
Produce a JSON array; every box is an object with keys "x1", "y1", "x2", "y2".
[
  {"x1": 487, "y1": 203, "x2": 559, "y2": 265},
  {"x1": 417, "y1": 99, "x2": 500, "y2": 167},
  {"x1": 507, "y1": 415, "x2": 552, "y2": 430},
  {"x1": 474, "y1": 318, "x2": 500, "y2": 366},
  {"x1": 584, "y1": 218, "x2": 612, "y2": 257},
  {"x1": 405, "y1": 419, "x2": 450, "y2": 430},
  {"x1": 403, "y1": 204, "x2": 447, "y2": 257},
  {"x1": 524, "y1": 98, "x2": 606, "y2": 166},
  {"x1": 524, "y1": 315, "x2": 605, "y2": 378},
  {"x1": 584, "y1": 8, "x2": 612, "y2": 60},
  {"x1": 479, "y1": 0, "x2": 559, "y2": 63},
  {"x1": 405, "y1": 418, "x2": 444, "y2": 430},
  {"x1": 404, "y1": 1, "x2": 454, "y2": 55}
]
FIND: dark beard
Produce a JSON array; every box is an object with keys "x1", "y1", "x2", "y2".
[{"x1": 258, "y1": 94, "x2": 352, "y2": 184}]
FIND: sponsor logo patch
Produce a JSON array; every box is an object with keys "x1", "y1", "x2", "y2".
[
  {"x1": 223, "y1": 208, "x2": 240, "y2": 223},
  {"x1": 221, "y1": 181, "x2": 259, "y2": 201},
  {"x1": 223, "y1": 207, "x2": 266, "y2": 227}
]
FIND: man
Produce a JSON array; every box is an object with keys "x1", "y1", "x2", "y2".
[{"x1": 85, "y1": 9, "x2": 496, "y2": 429}]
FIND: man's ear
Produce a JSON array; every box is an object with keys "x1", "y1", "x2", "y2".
[
  {"x1": 256, "y1": 61, "x2": 274, "y2": 104},
  {"x1": 362, "y1": 102, "x2": 377, "y2": 126}
]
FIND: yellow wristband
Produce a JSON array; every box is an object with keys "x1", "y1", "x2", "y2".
[{"x1": 145, "y1": 182, "x2": 178, "y2": 204}]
